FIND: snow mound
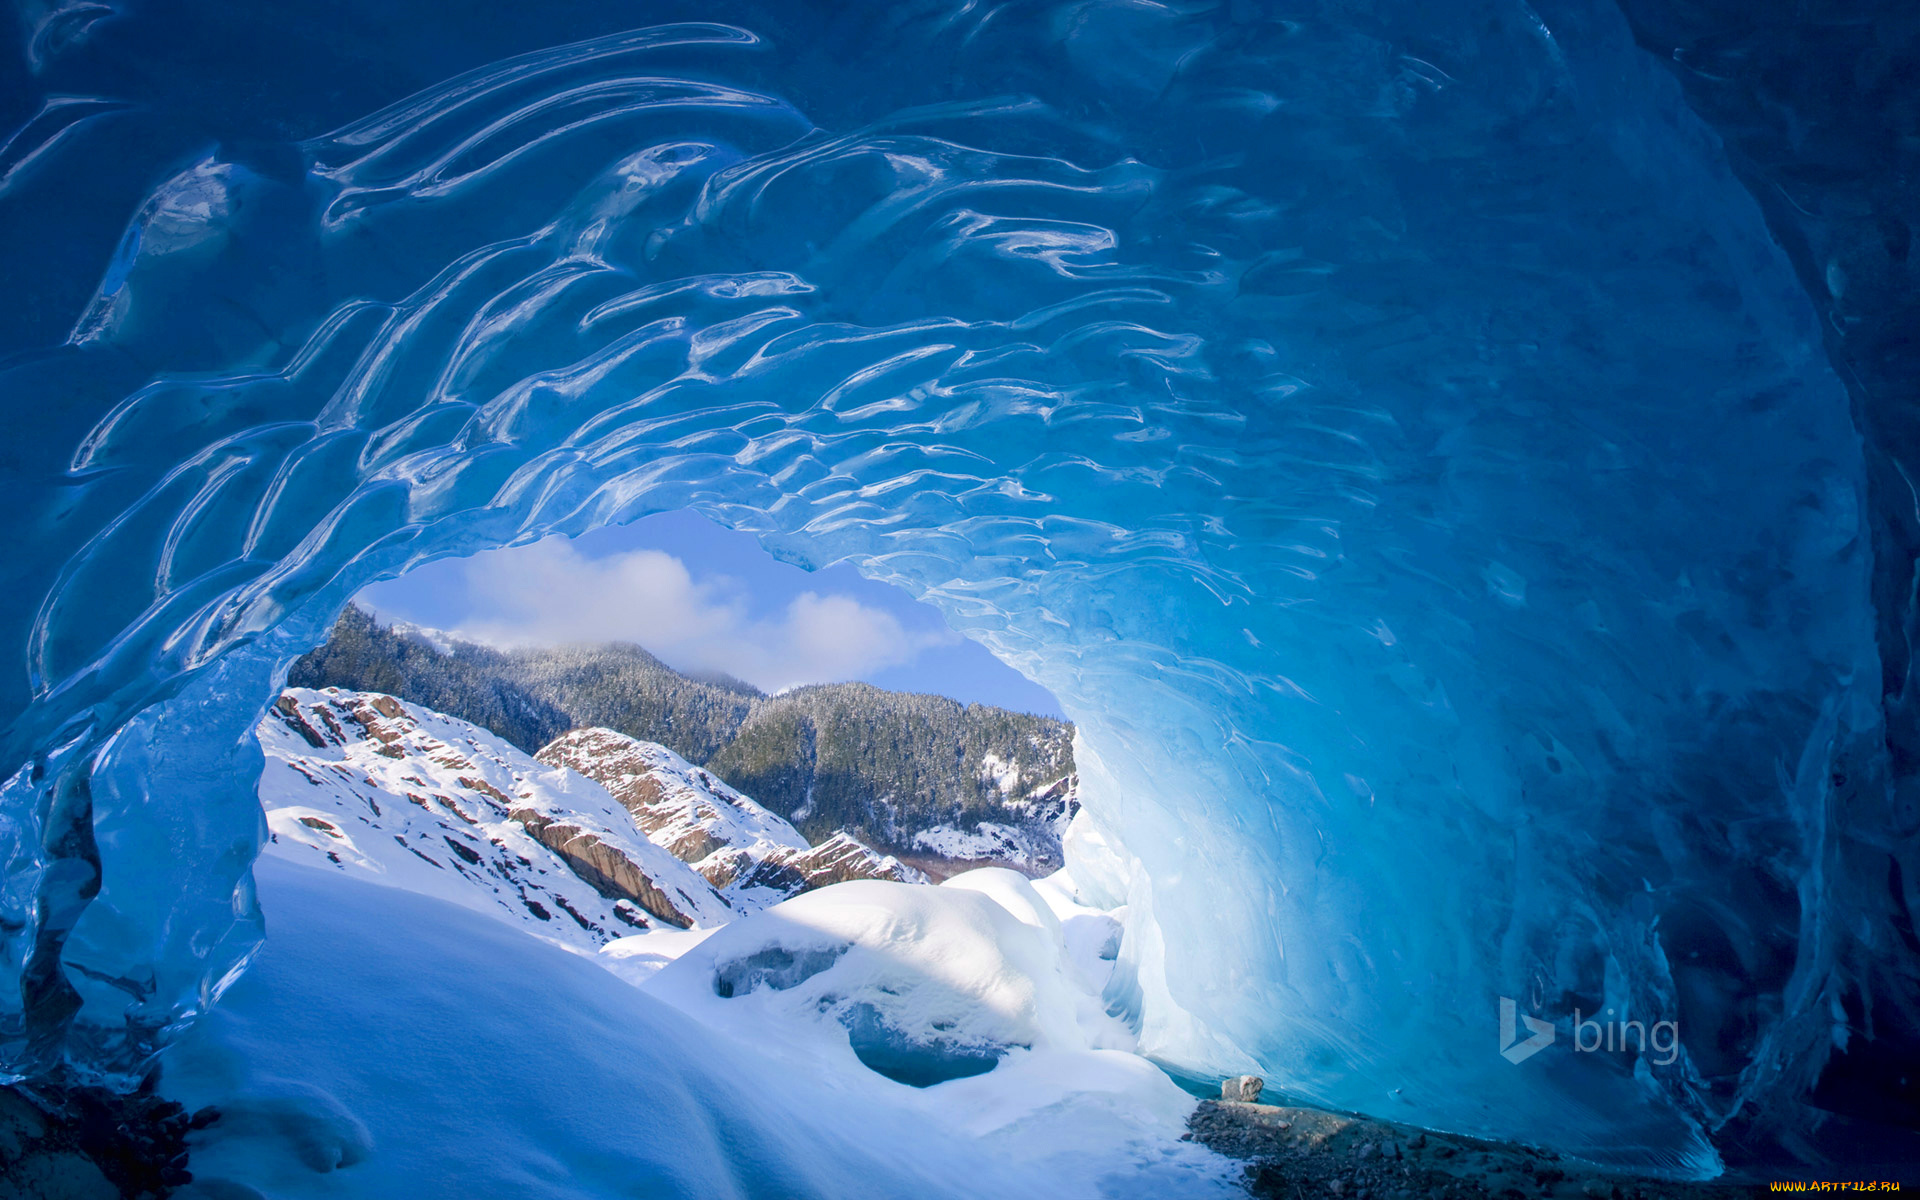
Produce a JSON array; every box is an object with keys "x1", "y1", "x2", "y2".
[
  {"x1": 647, "y1": 870, "x2": 1134, "y2": 1089},
  {"x1": 944, "y1": 866, "x2": 1064, "y2": 941},
  {"x1": 160, "y1": 856, "x2": 1159, "y2": 1200}
]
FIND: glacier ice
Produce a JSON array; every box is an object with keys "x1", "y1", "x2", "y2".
[{"x1": 0, "y1": 0, "x2": 1911, "y2": 1175}]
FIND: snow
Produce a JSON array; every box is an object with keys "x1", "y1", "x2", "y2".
[
  {"x1": 1030, "y1": 866, "x2": 1128, "y2": 997},
  {"x1": 538, "y1": 727, "x2": 808, "y2": 906},
  {"x1": 646, "y1": 875, "x2": 1131, "y2": 1085},
  {"x1": 631, "y1": 864, "x2": 1235, "y2": 1195},
  {"x1": 978, "y1": 751, "x2": 1022, "y2": 795},
  {"x1": 158, "y1": 858, "x2": 1237, "y2": 1199},
  {"x1": 909, "y1": 774, "x2": 1078, "y2": 869},
  {"x1": 225, "y1": 692, "x2": 1234, "y2": 1196},
  {"x1": 913, "y1": 821, "x2": 1051, "y2": 864},
  {"x1": 384, "y1": 621, "x2": 466, "y2": 655},
  {"x1": 597, "y1": 924, "x2": 721, "y2": 986},
  {"x1": 944, "y1": 866, "x2": 1064, "y2": 941},
  {"x1": 159, "y1": 858, "x2": 1016, "y2": 1198}
]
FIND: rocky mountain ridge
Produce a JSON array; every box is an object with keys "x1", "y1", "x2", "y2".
[
  {"x1": 257, "y1": 687, "x2": 922, "y2": 951},
  {"x1": 290, "y1": 605, "x2": 1079, "y2": 873},
  {"x1": 536, "y1": 727, "x2": 930, "y2": 893}
]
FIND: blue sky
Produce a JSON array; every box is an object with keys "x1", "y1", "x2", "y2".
[{"x1": 356, "y1": 511, "x2": 1065, "y2": 718}]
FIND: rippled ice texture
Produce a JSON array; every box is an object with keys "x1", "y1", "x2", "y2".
[{"x1": 0, "y1": 0, "x2": 1885, "y2": 1175}]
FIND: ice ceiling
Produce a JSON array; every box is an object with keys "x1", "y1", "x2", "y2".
[{"x1": 1, "y1": 0, "x2": 1914, "y2": 1176}]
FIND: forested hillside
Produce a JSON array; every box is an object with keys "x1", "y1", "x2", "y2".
[{"x1": 706, "y1": 682, "x2": 1073, "y2": 846}]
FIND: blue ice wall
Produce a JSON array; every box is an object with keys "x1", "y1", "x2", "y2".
[
  {"x1": 1613, "y1": 1, "x2": 1920, "y2": 1147},
  {"x1": 0, "y1": 0, "x2": 1902, "y2": 1173}
]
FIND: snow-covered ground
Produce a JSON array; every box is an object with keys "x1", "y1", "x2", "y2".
[
  {"x1": 913, "y1": 819, "x2": 1058, "y2": 864},
  {"x1": 621, "y1": 867, "x2": 1230, "y2": 1193},
  {"x1": 180, "y1": 691, "x2": 1239, "y2": 1198}
]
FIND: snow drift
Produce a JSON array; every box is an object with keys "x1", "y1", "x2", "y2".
[
  {"x1": 158, "y1": 856, "x2": 1234, "y2": 1200},
  {"x1": 647, "y1": 869, "x2": 1130, "y2": 1087}
]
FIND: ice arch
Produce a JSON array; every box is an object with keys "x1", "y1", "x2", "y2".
[{"x1": 0, "y1": 0, "x2": 1901, "y2": 1175}]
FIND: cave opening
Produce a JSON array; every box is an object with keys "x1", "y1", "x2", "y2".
[{"x1": 283, "y1": 507, "x2": 1079, "y2": 879}]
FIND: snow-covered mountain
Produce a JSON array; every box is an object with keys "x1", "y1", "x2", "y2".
[
  {"x1": 538, "y1": 727, "x2": 925, "y2": 892},
  {"x1": 291, "y1": 606, "x2": 1080, "y2": 873},
  {"x1": 257, "y1": 688, "x2": 924, "y2": 953},
  {"x1": 258, "y1": 688, "x2": 736, "y2": 947}
]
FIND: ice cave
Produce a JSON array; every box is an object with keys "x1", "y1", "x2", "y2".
[{"x1": 1, "y1": 0, "x2": 1917, "y2": 1194}]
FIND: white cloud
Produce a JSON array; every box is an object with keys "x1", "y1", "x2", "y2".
[{"x1": 448, "y1": 538, "x2": 955, "y2": 693}]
